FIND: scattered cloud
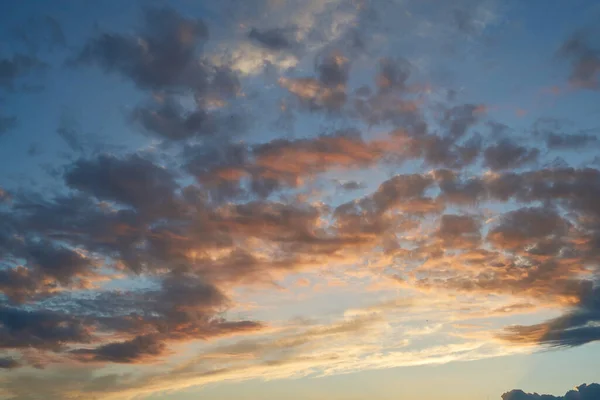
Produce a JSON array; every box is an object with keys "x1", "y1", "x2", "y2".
[{"x1": 1, "y1": 1, "x2": 600, "y2": 399}]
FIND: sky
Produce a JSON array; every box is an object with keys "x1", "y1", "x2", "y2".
[{"x1": 0, "y1": 0, "x2": 600, "y2": 399}]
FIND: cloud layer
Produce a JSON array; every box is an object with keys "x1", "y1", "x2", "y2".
[{"x1": 0, "y1": 1, "x2": 600, "y2": 399}]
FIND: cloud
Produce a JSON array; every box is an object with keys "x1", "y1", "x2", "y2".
[
  {"x1": 4, "y1": 2, "x2": 600, "y2": 398},
  {"x1": 248, "y1": 27, "x2": 298, "y2": 51},
  {"x1": 436, "y1": 214, "x2": 481, "y2": 248},
  {"x1": 502, "y1": 383, "x2": 600, "y2": 400},
  {"x1": 546, "y1": 132, "x2": 598, "y2": 149},
  {"x1": 0, "y1": 357, "x2": 19, "y2": 369},
  {"x1": 0, "y1": 54, "x2": 46, "y2": 90},
  {"x1": 64, "y1": 153, "x2": 180, "y2": 215},
  {"x1": 483, "y1": 139, "x2": 539, "y2": 170},
  {"x1": 338, "y1": 180, "x2": 366, "y2": 191},
  {"x1": 72, "y1": 334, "x2": 166, "y2": 363},
  {"x1": 376, "y1": 58, "x2": 411, "y2": 92},
  {"x1": 24, "y1": 241, "x2": 94, "y2": 285},
  {"x1": 558, "y1": 30, "x2": 600, "y2": 90},
  {"x1": 418, "y1": 133, "x2": 482, "y2": 169},
  {"x1": 501, "y1": 284, "x2": 600, "y2": 348},
  {"x1": 0, "y1": 306, "x2": 92, "y2": 351},
  {"x1": 279, "y1": 52, "x2": 349, "y2": 112},
  {"x1": 73, "y1": 7, "x2": 209, "y2": 91},
  {"x1": 133, "y1": 97, "x2": 214, "y2": 141},
  {"x1": 0, "y1": 266, "x2": 50, "y2": 304},
  {"x1": 442, "y1": 104, "x2": 485, "y2": 138},
  {"x1": 252, "y1": 129, "x2": 380, "y2": 183},
  {"x1": 486, "y1": 207, "x2": 569, "y2": 251},
  {"x1": 73, "y1": 7, "x2": 248, "y2": 143}
]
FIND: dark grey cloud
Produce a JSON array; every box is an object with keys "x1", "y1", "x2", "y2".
[
  {"x1": 316, "y1": 53, "x2": 350, "y2": 87},
  {"x1": 66, "y1": 273, "x2": 262, "y2": 363},
  {"x1": 546, "y1": 132, "x2": 598, "y2": 149},
  {"x1": 72, "y1": 334, "x2": 165, "y2": 363},
  {"x1": 434, "y1": 169, "x2": 486, "y2": 205},
  {"x1": 531, "y1": 117, "x2": 599, "y2": 150},
  {"x1": 24, "y1": 241, "x2": 93, "y2": 285},
  {"x1": 248, "y1": 27, "x2": 296, "y2": 51},
  {"x1": 0, "y1": 357, "x2": 19, "y2": 369},
  {"x1": 338, "y1": 180, "x2": 365, "y2": 191},
  {"x1": 64, "y1": 153, "x2": 179, "y2": 214},
  {"x1": 74, "y1": 7, "x2": 246, "y2": 142},
  {"x1": 558, "y1": 30, "x2": 600, "y2": 90},
  {"x1": 183, "y1": 141, "x2": 249, "y2": 198},
  {"x1": 0, "y1": 266, "x2": 47, "y2": 304},
  {"x1": 0, "y1": 306, "x2": 91, "y2": 350},
  {"x1": 133, "y1": 98, "x2": 213, "y2": 141},
  {"x1": 502, "y1": 383, "x2": 600, "y2": 400},
  {"x1": 442, "y1": 104, "x2": 483, "y2": 138},
  {"x1": 417, "y1": 133, "x2": 482, "y2": 169},
  {"x1": 73, "y1": 7, "x2": 209, "y2": 91},
  {"x1": 501, "y1": 284, "x2": 600, "y2": 348},
  {"x1": 483, "y1": 139, "x2": 539, "y2": 170}
]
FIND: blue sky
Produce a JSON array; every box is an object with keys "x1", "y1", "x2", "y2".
[{"x1": 1, "y1": 1, "x2": 600, "y2": 399}]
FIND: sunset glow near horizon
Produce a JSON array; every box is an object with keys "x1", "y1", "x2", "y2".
[{"x1": 1, "y1": 1, "x2": 600, "y2": 399}]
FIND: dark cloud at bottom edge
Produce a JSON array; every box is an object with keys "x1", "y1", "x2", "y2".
[{"x1": 502, "y1": 383, "x2": 600, "y2": 400}]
